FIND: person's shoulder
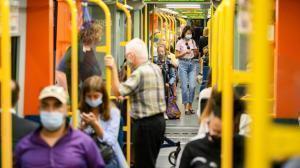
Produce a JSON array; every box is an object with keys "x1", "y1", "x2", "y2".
[
  {"x1": 15, "y1": 131, "x2": 35, "y2": 151},
  {"x1": 71, "y1": 128, "x2": 93, "y2": 142},
  {"x1": 110, "y1": 107, "x2": 121, "y2": 116}
]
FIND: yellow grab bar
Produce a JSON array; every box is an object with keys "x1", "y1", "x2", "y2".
[
  {"x1": 144, "y1": 5, "x2": 148, "y2": 46},
  {"x1": 0, "y1": 0, "x2": 12, "y2": 167},
  {"x1": 91, "y1": 0, "x2": 112, "y2": 97},
  {"x1": 156, "y1": 12, "x2": 163, "y2": 33},
  {"x1": 246, "y1": 0, "x2": 273, "y2": 167},
  {"x1": 116, "y1": 2, "x2": 132, "y2": 165},
  {"x1": 170, "y1": 15, "x2": 177, "y2": 48},
  {"x1": 221, "y1": 0, "x2": 235, "y2": 168},
  {"x1": 65, "y1": 0, "x2": 79, "y2": 129}
]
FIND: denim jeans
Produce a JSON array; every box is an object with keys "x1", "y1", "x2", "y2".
[{"x1": 178, "y1": 59, "x2": 197, "y2": 104}]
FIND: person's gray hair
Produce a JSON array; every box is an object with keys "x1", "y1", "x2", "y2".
[{"x1": 125, "y1": 38, "x2": 148, "y2": 62}]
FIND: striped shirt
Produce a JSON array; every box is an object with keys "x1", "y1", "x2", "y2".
[{"x1": 119, "y1": 61, "x2": 166, "y2": 119}]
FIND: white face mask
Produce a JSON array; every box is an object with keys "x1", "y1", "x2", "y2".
[
  {"x1": 185, "y1": 34, "x2": 192, "y2": 40},
  {"x1": 40, "y1": 111, "x2": 65, "y2": 131},
  {"x1": 85, "y1": 97, "x2": 103, "y2": 108}
]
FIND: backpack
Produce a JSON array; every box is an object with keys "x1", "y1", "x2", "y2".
[{"x1": 166, "y1": 88, "x2": 181, "y2": 119}]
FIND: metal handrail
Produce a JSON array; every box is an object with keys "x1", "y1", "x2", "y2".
[
  {"x1": 0, "y1": 0, "x2": 12, "y2": 167},
  {"x1": 91, "y1": 0, "x2": 112, "y2": 97},
  {"x1": 221, "y1": 0, "x2": 235, "y2": 168},
  {"x1": 65, "y1": 0, "x2": 79, "y2": 129},
  {"x1": 116, "y1": 2, "x2": 132, "y2": 165}
]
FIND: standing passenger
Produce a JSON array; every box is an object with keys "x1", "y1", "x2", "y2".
[
  {"x1": 57, "y1": 20, "x2": 102, "y2": 95},
  {"x1": 105, "y1": 38, "x2": 166, "y2": 168},
  {"x1": 14, "y1": 85, "x2": 105, "y2": 168},
  {"x1": 79, "y1": 76, "x2": 127, "y2": 168},
  {"x1": 175, "y1": 26, "x2": 198, "y2": 115}
]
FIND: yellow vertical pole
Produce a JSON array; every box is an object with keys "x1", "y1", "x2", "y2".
[
  {"x1": 151, "y1": 7, "x2": 156, "y2": 62},
  {"x1": 156, "y1": 13, "x2": 163, "y2": 34},
  {"x1": 166, "y1": 15, "x2": 173, "y2": 52},
  {"x1": 91, "y1": 0, "x2": 112, "y2": 96},
  {"x1": 65, "y1": 0, "x2": 79, "y2": 129},
  {"x1": 221, "y1": 0, "x2": 235, "y2": 168},
  {"x1": 170, "y1": 15, "x2": 177, "y2": 48},
  {"x1": 246, "y1": 0, "x2": 272, "y2": 167},
  {"x1": 217, "y1": 6, "x2": 224, "y2": 91},
  {"x1": 144, "y1": 5, "x2": 148, "y2": 46},
  {"x1": 211, "y1": 12, "x2": 218, "y2": 86},
  {"x1": 209, "y1": 4, "x2": 214, "y2": 66},
  {"x1": 161, "y1": 13, "x2": 168, "y2": 44},
  {"x1": 0, "y1": 0, "x2": 12, "y2": 167},
  {"x1": 116, "y1": 2, "x2": 132, "y2": 165}
]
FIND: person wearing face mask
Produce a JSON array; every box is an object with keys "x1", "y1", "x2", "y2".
[
  {"x1": 105, "y1": 38, "x2": 166, "y2": 168},
  {"x1": 79, "y1": 76, "x2": 127, "y2": 168},
  {"x1": 175, "y1": 25, "x2": 199, "y2": 115},
  {"x1": 178, "y1": 91, "x2": 246, "y2": 168},
  {"x1": 14, "y1": 85, "x2": 105, "y2": 168}
]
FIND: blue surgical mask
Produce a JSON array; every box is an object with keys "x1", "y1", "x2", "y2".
[
  {"x1": 85, "y1": 97, "x2": 103, "y2": 108},
  {"x1": 40, "y1": 111, "x2": 65, "y2": 131},
  {"x1": 185, "y1": 34, "x2": 192, "y2": 40}
]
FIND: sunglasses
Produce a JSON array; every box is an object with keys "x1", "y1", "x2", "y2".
[{"x1": 185, "y1": 42, "x2": 190, "y2": 50}]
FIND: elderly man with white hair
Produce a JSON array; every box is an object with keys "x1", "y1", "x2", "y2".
[{"x1": 105, "y1": 38, "x2": 166, "y2": 168}]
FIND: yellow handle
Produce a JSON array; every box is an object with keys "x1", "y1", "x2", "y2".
[
  {"x1": 116, "y1": 2, "x2": 132, "y2": 166},
  {"x1": 0, "y1": 0, "x2": 12, "y2": 167}
]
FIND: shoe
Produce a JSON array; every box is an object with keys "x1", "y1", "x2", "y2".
[
  {"x1": 185, "y1": 110, "x2": 191, "y2": 115},
  {"x1": 189, "y1": 109, "x2": 195, "y2": 114}
]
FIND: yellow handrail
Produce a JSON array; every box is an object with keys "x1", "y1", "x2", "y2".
[
  {"x1": 144, "y1": 5, "x2": 148, "y2": 46},
  {"x1": 217, "y1": 6, "x2": 224, "y2": 91},
  {"x1": 160, "y1": 13, "x2": 169, "y2": 45},
  {"x1": 116, "y1": 2, "x2": 132, "y2": 165},
  {"x1": 0, "y1": 0, "x2": 12, "y2": 167},
  {"x1": 166, "y1": 15, "x2": 173, "y2": 52},
  {"x1": 170, "y1": 15, "x2": 177, "y2": 48},
  {"x1": 156, "y1": 13, "x2": 163, "y2": 33},
  {"x1": 209, "y1": 4, "x2": 214, "y2": 66},
  {"x1": 91, "y1": 0, "x2": 112, "y2": 97},
  {"x1": 221, "y1": 0, "x2": 235, "y2": 168},
  {"x1": 65, "y1": 0, "x2": 79, "y2": 129},
  {"x1": 246, "y1": 0, "x2": 272, "y2": 167},
  {"x1": 211, "y1": 10, "x2": 218, "y2": 86}
]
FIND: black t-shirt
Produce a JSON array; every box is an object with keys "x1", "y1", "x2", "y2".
[
  {"x1": 198, "y1": 36, "x2": 208, "y2": 56},
  {"x1": 179, "y1": 134, "x2": 245, "y2": 168}
]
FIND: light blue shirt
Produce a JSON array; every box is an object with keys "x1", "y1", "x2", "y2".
[{"x1": 79, "y1": 107, "x2": 128, "y2": 168}]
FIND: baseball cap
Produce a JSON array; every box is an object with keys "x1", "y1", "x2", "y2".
[{"x1": 39, "y1": 85, "x2": 67, "y2": 104}]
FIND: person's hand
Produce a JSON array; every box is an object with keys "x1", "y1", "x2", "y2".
[
  {"x1": 165, "y1": 83, "x2": 170, "y2": 88},
  {"x1": 81, "y1": 113, "x2": 98, "y2": 126},
  {"x1": 104, "y1": 56, "x2": 116, "y2": 70},
  {"x1": 185, "y1": 50, "x2": 191, "y2": 54}
]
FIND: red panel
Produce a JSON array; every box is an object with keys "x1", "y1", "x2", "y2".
[
  {"x1": 24, "y1": 0, "x2": 54, "y2": 115},
  {"x1": 275, "y1": 0, "x2": 300, "y2": 118}
]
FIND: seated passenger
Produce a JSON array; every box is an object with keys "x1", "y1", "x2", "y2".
[
  {"x1": 154, "y1": 44, "x2": 177, "y2": 97},
  {"x1": 178, "y1": 91, "x2": 246, "y2": 168},
  {"x1": 79, "y1": 76, "x2": 127, "y2": 168},
  {"x1": 57, "y1": 20, "x2": 102, "y2": 95},
  {"x1": 196, "y1": 87, "x2": 251, "y2": 139},
  {"x1": 14, "y1": 85, "x2": 105, "y2": 168}
]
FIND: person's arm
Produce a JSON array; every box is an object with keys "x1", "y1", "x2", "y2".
[
  {"x1": 98, "y1": 108, "x2": 120, "y2": 145},
  {"x1": 104, "y1": 56, "x2": 121, "y2": 96},
  {"x1": 168, "y1": 65, "x2": 176, "y2": 86},
  {"x1": 176, "y1": 50, "x2": 189, "y2": 58}
]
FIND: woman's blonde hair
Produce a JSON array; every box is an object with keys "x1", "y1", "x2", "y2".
[{"x1": 79, "y1": 76, "x2": 110, "y2": 121}]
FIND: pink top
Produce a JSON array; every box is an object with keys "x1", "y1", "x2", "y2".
[{"x1": 175, "y1": 39, "x2": 198, "y2": 59}]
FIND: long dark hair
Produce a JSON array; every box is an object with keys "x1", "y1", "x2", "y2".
[
  {"x1": 181, "y1": 25, "x2": 193, "y2": 39},
  {"x1": 79, "y1": 76, "x2": 110, "y2": 121}
]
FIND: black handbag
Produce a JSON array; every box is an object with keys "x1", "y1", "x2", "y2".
[{"x1": 91, "y1": 133, "x2": 114, "y2": 164}]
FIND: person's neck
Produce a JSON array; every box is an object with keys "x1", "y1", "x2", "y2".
[
  {"x1": 83, "y1": 44, "x2": 92, "y2": 52},
  {"x1": 133, "y1": 60, "x2": 147, "y2": 69},
  {"x1": 40, "y1": 124, "x2": 67, "y2": 147}
]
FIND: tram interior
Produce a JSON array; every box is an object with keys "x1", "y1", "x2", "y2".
[{"x1": 0, "y1": 0, "x2": 300, "y2": 168}]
